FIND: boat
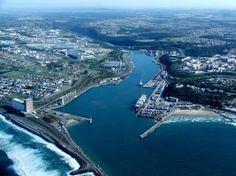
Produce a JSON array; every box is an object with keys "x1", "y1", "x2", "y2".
[
  {"x1": 139, "y1": 80, "x2": 144, "y2": 87},
  {"x1": 135, "y1": 94, "x2": 147, "y2": 110}
]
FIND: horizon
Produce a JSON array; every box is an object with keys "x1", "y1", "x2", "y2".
[{"x1": 1, "y1": 0, "x2": 236, "y2": 10}]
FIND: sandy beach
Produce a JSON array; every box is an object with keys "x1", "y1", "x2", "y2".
[
  {"x1": 65, "y1": 118, "x2": 81, "y2": 128},
  {"x1": 172, "y1": 109, "x2": 219, "y2": 117}
]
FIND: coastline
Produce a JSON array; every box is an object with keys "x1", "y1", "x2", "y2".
[
  {"x1": 0, "y1": 107, "x2": 104, "y2": 176},
  {"x1": 2, "y1": 50, "x2": 232, "y2": 175},
  {"x1": 44, "y1": 51, "x2": 135, "y2": 110},
  {"x1": 172, "y1": 109, "x2": 219, "y2": 117},
  {"x1": 137, "y1": 50, "x2": 234, "y2": 139},
  {"x1": 66, "y1": 118, "x2": 81, "y2": 128},
  {"x1": 2, "y1": 50, "x2": 235, "y2": 176},
  {"x1": 143, "y1": 49, "x2": 234, "y2": 120},
  {"x1": 0, "y1": 52, "x2": 135, "y2": 176}
]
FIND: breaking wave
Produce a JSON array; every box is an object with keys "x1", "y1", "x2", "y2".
[
  {"x1": 0, "y1": 115, "x2": 94, "y2": 176},
  {"x1": 162, "y1": 115, "x2": 236, "y2": 131},
  {"x1": 164, "y1": 116, "x2": 228, "y2": 124},
  {"x1": 0, "y1": 129, "x2": 61, "y2": 176}
]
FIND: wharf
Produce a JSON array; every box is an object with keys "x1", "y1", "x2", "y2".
[
  {"x1": 142, "y1": 69, "x2": 166, "y2": 88},
  {"x1": 143, "y1": 80, "x2": 157, "y2": 88}
]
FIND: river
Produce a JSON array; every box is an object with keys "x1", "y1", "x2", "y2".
[
  {"x1": 1, "y1": 52, "x2": 236, "y2": 176},
  {"x1": 58, "y1": 52, "x2": 236, "y2": 176}
]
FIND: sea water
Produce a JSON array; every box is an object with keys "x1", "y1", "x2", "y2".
[
  {"x1": 1, "y1": 52, "x2": 235, "y2": 176},
  {"x1": 59, "y1": 52, "x2": 236, "y2": 176}
]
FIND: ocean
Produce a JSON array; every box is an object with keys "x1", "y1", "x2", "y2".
[
  {"x1": 0, "y1": 115, "x2": 93, "y2": 176},
  {"x1": 1, "y1": 52, "x2": 236, "y2": 176},
  {"x1": 58, "y1": 52, "x2": 236, "y2": 176}
]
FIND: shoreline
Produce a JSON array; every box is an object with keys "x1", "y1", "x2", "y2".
[
  {"x1": 65, "y1": 118, "x2": 81, "y2": 128},
  {"x1": 0, "y1": 52, "x2": 135, "y2": 176},
  {"x1": 0, "y1": 107, "x2": 104, "y2": 176},
  {"x1": 43, "y1": 51, "x2": 135, "y2": 110},
  {"x1": 172, "y1": 109, "x2": 220, "y2": 117}
]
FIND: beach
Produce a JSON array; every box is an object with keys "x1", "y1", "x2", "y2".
[{"x1": 172, "y1": 109, "x2": 219, "y2": 117}]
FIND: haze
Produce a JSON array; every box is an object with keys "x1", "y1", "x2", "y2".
[{"x1": 1, "y1": 0, "x2": 236, "y2": 9}]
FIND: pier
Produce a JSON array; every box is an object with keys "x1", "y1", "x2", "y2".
[
  {"x1": 139, "y1": 110, "x2": 175, "y2": 139},
  {"x1": 48, "y1": 110, "x2": 93, "y2": 124},
  {"x1": 139, "y1": 122, "x2": 162, "y2": 139},
  {"x1": 36, "y1": 109, "x2": 93, "y2": 124}
]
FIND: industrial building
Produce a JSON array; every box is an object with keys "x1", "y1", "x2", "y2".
[{"x1": 103, "y1": 61, "x2": 124, "y2": 69}]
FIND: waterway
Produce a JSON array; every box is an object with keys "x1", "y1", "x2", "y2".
[
  {"x1": 59, "y1": 52, "x2": 236, "y2": 176},
  {"x1": 1, "y1": 52, "x2": 236, "y2": 176}
]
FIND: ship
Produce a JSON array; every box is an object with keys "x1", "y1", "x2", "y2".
[
  {"x1": 139, "y1": 80, "x2": 144, "y2": 87},
  {"x1": 135, "y1": 94, "x2": 147, "y2": 110}
]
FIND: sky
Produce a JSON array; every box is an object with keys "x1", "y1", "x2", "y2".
[{"x1": 0, "y1": 0, "x2": 236, "y2": 9}]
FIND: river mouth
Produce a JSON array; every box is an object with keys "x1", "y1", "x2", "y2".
[{"x1": 59, "y1": 52, "x2": 236, "y2": 176}]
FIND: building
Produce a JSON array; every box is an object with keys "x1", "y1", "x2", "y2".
[
  {"x1": 166, "y1": 97, "x2": 179, "y2": 103},
  {"x1": 11, "y1": 98, "x2": 34, "y2": 113},
  {"x1": 24, "y1": 98, "x2": 34, "y2": 113},
  {"x1": 103, "y1": 61, "x2": 124, "y2": 69},
  {"x1": 68, "y1": 50, "x2": 82, "y2": 60},
  {"x1": 11, "y1": 98, "x2": 25, "y2": 112}
]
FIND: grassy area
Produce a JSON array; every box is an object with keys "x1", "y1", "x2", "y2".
[{"x1": 3, "y1": 69, "x2": 28, "y2": 78}]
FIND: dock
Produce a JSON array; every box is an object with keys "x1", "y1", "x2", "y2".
[{"x1": 143, "y1": 80, "x2": 157, "y2": 88}]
